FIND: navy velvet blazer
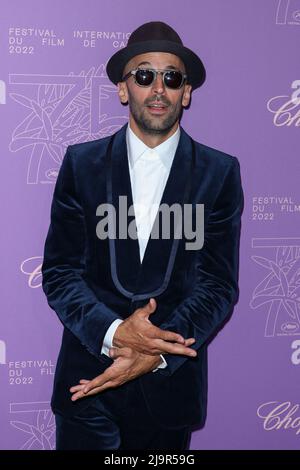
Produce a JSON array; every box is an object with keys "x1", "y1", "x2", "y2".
[{"x1": 41, "y1": 123, "x2": 243, "y2": 428}]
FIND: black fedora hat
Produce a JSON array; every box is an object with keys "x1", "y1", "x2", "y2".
[{"x1": 106, "y1": 21, "x2": 206, "y2": 90}]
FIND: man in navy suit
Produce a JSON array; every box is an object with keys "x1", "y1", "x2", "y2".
[{"x1": 42, "y1": 21, "x2": 243, "y2": 450}]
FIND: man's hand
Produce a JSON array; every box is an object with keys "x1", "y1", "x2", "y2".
[
  {"x1": 70, "y1": 347, "x2": 168, "y2": 401},
  {"x1": 113, "y1": 298, "x2": 197, "y2": 357}
]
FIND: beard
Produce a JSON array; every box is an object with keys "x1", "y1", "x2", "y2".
[{"x1": 127, "y1": 90, "x2": 183, "y2": 136}]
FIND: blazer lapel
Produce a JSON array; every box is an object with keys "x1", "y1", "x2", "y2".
[
  {"x1": 106, "y1": 124, "x2": 195, "y2": 300},
  {"x1": 133, "y1": 127, "x2": 194, "y2": 299},
  {"x1": 107, "y1": 124, "x2": 141, "y2": 297}
]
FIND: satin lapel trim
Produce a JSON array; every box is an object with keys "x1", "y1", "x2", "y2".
[
  {"x1": 106, "y1": 124, "x2": 141, "y2": 298},
  {"x1": 107, "y1": 124, "x2": 195, "y2": 300},
  {"x1": 133, "y1": 127, "x2": 194, "y2": 300}
]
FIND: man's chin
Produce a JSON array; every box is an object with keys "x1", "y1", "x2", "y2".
[
  {"x1": 138, "y1": 119, "x2": 176, "y2": 135},
  {"x1": 140, "y1": 125, "x2": 173, "y2": 135}
]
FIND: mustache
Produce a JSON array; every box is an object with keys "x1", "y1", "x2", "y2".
[{"x1": 144, "y1": 97, "x2": 171, "y2": 106}]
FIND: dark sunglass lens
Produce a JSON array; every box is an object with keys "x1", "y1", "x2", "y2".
[
  {"x1": 164, "y1": 71, "x2": 183, "y2": 89},
  {"x1": 135, "y1": 69, "x2": 155, "y2": 86}
]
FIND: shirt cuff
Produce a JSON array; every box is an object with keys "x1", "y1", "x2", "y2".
[
  {"x1": 101, "y1": 319, "x2": 124, "y2": 357},
  {"x1": 152, "y1": 354, "x2": 168, "y2": 372}
]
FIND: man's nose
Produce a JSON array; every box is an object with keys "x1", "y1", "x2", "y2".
[{"x1": 151, "y1": 72, "x2": 165, "y2": 94}]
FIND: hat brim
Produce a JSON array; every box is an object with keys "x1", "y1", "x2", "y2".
[{"x1": 106, "y1": 40, "x2": 206, "y2": 90}]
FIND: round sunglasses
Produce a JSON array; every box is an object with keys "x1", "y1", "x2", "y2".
[{"x1": 121, "y1": 68, "x2": 187, "y2": 89}]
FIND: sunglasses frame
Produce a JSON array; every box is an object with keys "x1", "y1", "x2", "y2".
[{"x1": 121, "y1": 68, "x2": 188, "y2": 89}]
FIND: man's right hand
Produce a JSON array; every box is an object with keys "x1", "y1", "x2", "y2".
[{"x1": 112, "y1": 298, "x2": 197, "y2": 357}]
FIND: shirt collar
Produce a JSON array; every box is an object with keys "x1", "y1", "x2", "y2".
[{"x1": 126, "y1": 123, "x2": 180, "y2": 170}]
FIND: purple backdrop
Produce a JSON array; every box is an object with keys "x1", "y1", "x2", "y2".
[{"x1": 1, "y1": 0, "x2": 300, "y2": 450}]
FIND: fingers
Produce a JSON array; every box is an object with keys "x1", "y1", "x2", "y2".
[
  {"x1": 70, "y1": 379, "x2": 90, "y2": 393},
  {"x1": 71, "y1": 383, "x2": 111, "y2": 401},
  {"x1": 83, "y1": 371, "x2": 111, "y2": 393},
  {"x1": 184, "y1": 338, "x2": 196, "y2": 347},
  {"x1": 70, "y1": 384, "x2": 86, "y2": 393},
  {"x1": 131, "y1": 299, "x2": 194, "y2": 350},
  {"x1": 149, "y1": 298, "x2": 156, "y2": 310},
  {"x1": 149, "y1": 325, "x2": 185, "y2": 344},
  {"x1": 109, "y1": 339, "x2": 196, "y2": 358},
  {"x1": 83, "y1": 379, "x2": 113, "y2": 395},
  {"x1": 71, "y1": 390, "x2": 87, "y2": 401},
  {"x1": 70, "y1": 374, "x2": 113, "y2": 401},
  {"x1": 69, "y1": 336, "x2": 198, "y2": 402},
  {"x1": 138, "y1": 298, "x2": 157, "y2": 319},
  {"x1": 70, "y1": 366, "x2": 120, "y2": 401},
  {"x1": 134, "y1": 337, "x2": 197, "y2": 355},
  {"x1": 152, "y1": 339, "x2": 197, "y2": 357},
  {"x1": 70, "y1": 348, "x2": 137, "y2": 402}
]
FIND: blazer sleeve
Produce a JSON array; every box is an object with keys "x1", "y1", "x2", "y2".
[
  {"x1": 158, "y1": 156, "x2": 244, "y2": 376},
  {"x1": 41, "y1": 146, "x2": 121, "y2": 359}
]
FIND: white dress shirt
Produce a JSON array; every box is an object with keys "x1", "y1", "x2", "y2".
[{"x1": 101, "y1": 124, "x2": 181, "y2": 370}]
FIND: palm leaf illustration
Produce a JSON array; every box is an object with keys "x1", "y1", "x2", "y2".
[
  {"x1": 10, "y1": 420, "x2": 33, "y2": 434},
  {"x1": 10, "y1": 93, "x2": 33, "y2": 109},
  {"x1": 252, "y1": 246, "x2": 300, "y2": 335}
]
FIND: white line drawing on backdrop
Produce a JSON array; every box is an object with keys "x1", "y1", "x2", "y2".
[
  {"x1": 0, "y1": 340, "x2": 6, "y2": 364},
  {"x1": 10, "y1": 401, "x2": 55, "y2": 450},
  {"x1": 20, "y1": 256, "x2": 42, "y2": 288},
  {"x1": 0, "y1": 80, "x2": 6, "y2": 104},
  {"x1": 250, "y1": 238, "x2": 300, "y2": 337},
  {"x1": 276, "y1": 0, "x2": 300, "y2": 24},
  {"x1": 9, "y1": 66, "x2": 127, "y2": 185},
  {"x1": 276, "y1": 0, "x2": 291, "y2": 24}
]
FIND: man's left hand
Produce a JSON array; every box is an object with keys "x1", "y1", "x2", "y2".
[{"x1": 69, "y1": 347, "x2": 162, "y2": 401}]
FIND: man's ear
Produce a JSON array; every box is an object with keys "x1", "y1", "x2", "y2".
[
  {"x1": 117, "y1": 82, "x2": 128, "y2": 104},
  {"x1": 182, "y1": 84, "x2": 192, "y2": 107}
]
